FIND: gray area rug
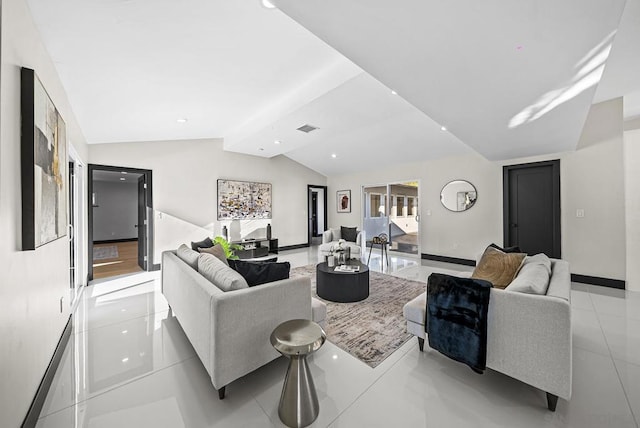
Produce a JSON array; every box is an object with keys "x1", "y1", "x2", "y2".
[
  {"x1": 290, "y1": 264, "x2": 426, "y2": 368},
  {"x1": 93, "y1": 245, "x2": 119, "y2": 260}
]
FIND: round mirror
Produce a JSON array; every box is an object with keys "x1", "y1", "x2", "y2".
[{"x1": 440, "y1": 180, "x2": 477, "y2": 212}]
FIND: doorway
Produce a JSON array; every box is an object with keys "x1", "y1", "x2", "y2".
[
  {"x1": 88, "y1": 164, "x2": 153, "y2": 281},
  {"x1": 503, "y1": 160, "x2": 561, "y2": 258},
  {"x1": 307, "y1": 185, "x2": 328, "y2": 246},
  {"x1": 362, "y1": 181, "x2": 420, "y2": 256}
]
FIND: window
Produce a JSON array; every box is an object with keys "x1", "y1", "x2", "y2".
[
  {"x1": 371, "y1": 194, "x2": 381, "y2": 217},
  {"x1": 397, "y1": 196, "x2": 405, "y2": 217}
]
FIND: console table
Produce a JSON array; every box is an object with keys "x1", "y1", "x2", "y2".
[{"x1": 232, "y1": 238, "x2": 278, "y2": 259}]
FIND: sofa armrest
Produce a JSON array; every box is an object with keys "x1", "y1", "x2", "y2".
[
  {"x1": 322, "y1": 229, "x2": 333, "y2": 244},
  {"x1": 209, "y1": 276, "x2": 313, "y2": 389},
  {"x1": 356, "y1": 231, "x2": 365, "y2": 246},
  {"x1": 487, "y1": 290, "x2": 572, "y2": 400},
  {"x1": 162, "y1": 251, "x2": 222, "y2": 373}
]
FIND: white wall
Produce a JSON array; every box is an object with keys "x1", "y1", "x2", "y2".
[
  {"x1": 89, "y1": 139, "x2": 327, "y2": 262},
  {"x1": 0, "y1": 0, "x2": 89, "y2": 425},
  {"x1": 624, "y1": 123, "x2": 640, "y2": 291},
  {"x1": 93, "y1": 180, "x2": 138, "y2": 241},
  {"x1": 328, "y1": 99, "x2": 626, "y2": 280}
]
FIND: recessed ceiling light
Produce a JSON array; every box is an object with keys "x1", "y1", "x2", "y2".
[
  {"x1": 121, "y1": 171, "x2": 127, "y2": 174},
  {"x1": 440, "y1": 126, "x2": 447, "y2": 131},
  {"x1": 177, "y1": 118, "x2": 188, "y2": 123},
  {"x1": 261, "y1": 0, "x2": 276, "y2": 8},
  {"x1": 391, "y1": 90, "x2": 397, "y2": 95},
  {"x1": 331, "y1": 153, "x2": 337, "y2": 158},
  {"x1": 274, "y1": 140, "x2": 281, "y2": 145},
  {"x1": 259, "y1": 148, "x2": 264, "y2": 151},
  {"x1": 120, "y1": 177, "x2": 126, "y2": 181}
]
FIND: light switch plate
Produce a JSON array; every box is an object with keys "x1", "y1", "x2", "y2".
[{"x1": 576, "y1": 209, "x2": 585, "y2": 218}]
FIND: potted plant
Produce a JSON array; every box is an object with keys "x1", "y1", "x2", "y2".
[{"x1": 213, "y1": 236, "x2": 243, "y2": 260}]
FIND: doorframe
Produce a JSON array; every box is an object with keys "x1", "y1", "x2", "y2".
[
  {"x1": 88, "y1": 164, "x2": 154, "y2": 281},
  {"x1": 307, "y1": 185, "x2": 328, "y2": 246},
  {"x1": 68, "y1": 144, "x2": 86, "y2": 306},
  {"x1": 503, "y1": 159, "x2": 561, "y2": 257},
  {"x1": 362, "y1": 180, "x2": 421, "y2": 256}
]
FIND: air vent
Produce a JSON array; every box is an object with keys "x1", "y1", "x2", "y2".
[{"x1": 296, "y1": 124, "x2": 319, "y2": 133}]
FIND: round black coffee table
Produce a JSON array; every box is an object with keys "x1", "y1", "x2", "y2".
[{"x1": 316, "y1": 261, "x2": 369, "y2": 302}]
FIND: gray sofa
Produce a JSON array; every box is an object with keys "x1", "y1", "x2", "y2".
[
  {"x1": 403, "y1": 258, "x2": 571, "y2": 411},
  {"x1": 319, "y1": 228, "x2": 364, "y2": 259},
  {"x1": 162, "y1": 250, "x2": 326, "y2": 399}
]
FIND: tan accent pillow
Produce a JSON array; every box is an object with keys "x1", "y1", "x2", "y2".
[
  {"x1": 471, "y1": 246, "x2": 526, "y2": 289},
  {"x1": 198, "y1": 244, "x2": 228, "y2": 266}
]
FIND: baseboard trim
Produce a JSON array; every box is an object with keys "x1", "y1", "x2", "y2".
[
  {"x1": 571, "y1": 274, "x2": 625, "y2": 289},
  {"x1": 94, "y1": 238, "x2": 138, "y2": 244},
  {"x1": 421, "y1": 253, "x2": 476, "y2": 266},
  {"x1": 22, "y1": 315, "x2": 73, "y2": 428},
  {"x1": 279, "y1": 243, "x2": 310, "y2": 251}
]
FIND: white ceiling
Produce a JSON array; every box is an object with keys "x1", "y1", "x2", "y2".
[
  {"x1": 271, "y1": 0, "x2": 632, "y2": 161},
  {"x1": 27, "y1": 0, "x2": 640, "y2": 175}
]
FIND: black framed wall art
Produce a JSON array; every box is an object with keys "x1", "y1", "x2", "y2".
[
  {"x1": 21, "y1": 67, "x2": 68, "y2": 250},
  {"x1": 337, "y1": 190, "x2": 351, "y2": 213}
]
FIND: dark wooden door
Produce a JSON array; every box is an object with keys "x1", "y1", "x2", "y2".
[
  {"x1": 137, "y1": 175, "x2": 147, "y2": 270},
  {"x1": 311, "y1": 191, "x2": 318, "y2": 236},
  {"x1": 503, "y1": 160, "x2": 561, "y2": 258}
]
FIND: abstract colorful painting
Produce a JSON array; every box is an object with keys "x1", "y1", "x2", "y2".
[{"x1": 217, "y1": 179, "x2": 272, "y2": 220}]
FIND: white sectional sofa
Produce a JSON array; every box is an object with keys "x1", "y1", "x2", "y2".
[
  {"x1": 162, "y1": 250, "x2": 326, "y2": 399},
  {"x1": 403, "y1": 258, "x2": 572, "y2": 411}
]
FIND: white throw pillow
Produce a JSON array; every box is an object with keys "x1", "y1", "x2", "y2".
[
  {"x1": 176, "y1": 244, "x2": 199, "y2": 270},
  {"x1": 506, "y1": 256, "x2": 551, "y2": 295},
  {"x1": 198, "y1": 253, "x2": 248, "y2": 292},
  {"x1": 331, "y1": 228, "x2": 342, "y2": 242}
]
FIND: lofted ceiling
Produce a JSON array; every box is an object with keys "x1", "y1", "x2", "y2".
[{"x1": 27, "y1": 0, "x2": 640, "y2": 175}]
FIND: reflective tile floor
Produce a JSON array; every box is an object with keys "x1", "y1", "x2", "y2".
[{"x1": 37, "y1": 248, "x2": 640, "y2": 427}]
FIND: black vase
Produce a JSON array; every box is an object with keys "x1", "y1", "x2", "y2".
[
  {"x1": 222, "y1": 225, "x2": 228, "y2": 241},
  {"x1": 266, "y1": 223, "x2": 272, "y2": 240}
]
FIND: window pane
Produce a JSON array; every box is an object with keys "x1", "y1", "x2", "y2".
[
  {"x1": 397, "y1": 196, "x2": 405, "y2": 217},
  {"x1": 371, "y1": 194, "x2": 381, "y2": 217}
]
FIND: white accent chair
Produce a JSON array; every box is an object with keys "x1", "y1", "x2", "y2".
[{"x1": 319, "y1": 228, "x2": 364, "y2": 260}]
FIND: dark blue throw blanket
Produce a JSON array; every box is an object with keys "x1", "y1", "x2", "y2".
[{"x1": 426, "y1": 273, "x2": 492, "y2": 373}]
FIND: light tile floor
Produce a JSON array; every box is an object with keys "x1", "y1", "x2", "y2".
[{"x1": 36, "y1": 248, "x2": 640, "y2": 427}]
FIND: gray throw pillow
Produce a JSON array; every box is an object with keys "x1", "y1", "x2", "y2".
[
  {"x1": 506, "y1": 259, "x2": 551, "y2": 295},
  {"x1": 522, "y1": 253, "x2": 552, "y2": 275},
  {"x1": 191, "y1": 237, "x2": 214, "y2": 251},
  {"x1": 198, "y1": 253, "x2": 248, "y2": 292},
  {"x1": 341, "y1": 226, "x2": 358, "y2": 243},
  {"x1": 198, "y1": 244, "x2": 228, "y2": 266},
  {"x1": 176, "y1": 244, "x2": 199, "y2": 270}
]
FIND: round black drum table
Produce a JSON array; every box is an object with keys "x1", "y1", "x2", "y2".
[{"x1": 316, "y1": 261, "x2": 369, "y2": 303}]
